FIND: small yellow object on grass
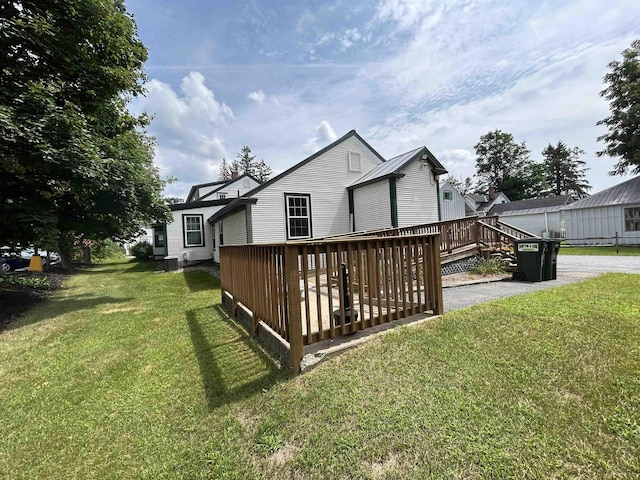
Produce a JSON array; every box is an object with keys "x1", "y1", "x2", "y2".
[{"x1": 28, "y1": 255, "x2": 43, "y2": 272}]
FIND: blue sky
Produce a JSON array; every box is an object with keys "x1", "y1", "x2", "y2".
[{"x1": 126, "y1": 0, "x2": 640, "y2": 199}]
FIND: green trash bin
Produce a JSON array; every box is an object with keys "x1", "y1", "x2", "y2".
[
  {"x1": 542, "y1": 239, "x2": 561, "y2": 280},
  {"x1": 513, "y1": 238, "x2": 547, "y2": 282}
]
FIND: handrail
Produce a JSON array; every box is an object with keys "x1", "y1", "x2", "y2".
[{"x1": 496, "y1": 220, "x2": 539, "y2": 239}]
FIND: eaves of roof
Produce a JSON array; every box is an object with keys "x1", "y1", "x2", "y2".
[
  {"x1": 207, "y1": 198, "x2": 258, "y2": 224},
  {"x1": 169, "y1": 198, "x2": 232, "y2": 211}
]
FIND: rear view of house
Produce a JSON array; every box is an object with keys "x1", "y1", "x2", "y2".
[{"x1": 208, "y1": 130, "x2": 447, "y2": 261}]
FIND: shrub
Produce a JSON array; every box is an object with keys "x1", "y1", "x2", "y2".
[
  {"x1": 0, "y1": 275, "x2": 50, "y2": 290},
  {"x1": 471, "y1": 257, "x2": 507, "y2": 275},
  {"x1": 130, "y1": 241, "x2": 153, "y2": 261},
  {"x1": 91, "y1": 239, "x2": 125, "y2": 262}
]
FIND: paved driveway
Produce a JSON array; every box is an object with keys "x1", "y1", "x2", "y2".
[{"x1": 443, "y1": 255, "x2": 640, "y2": 312}]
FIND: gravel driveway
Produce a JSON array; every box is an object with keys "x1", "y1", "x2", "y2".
[{"x1": 443, "y1": 255, "x2": 640, "y2": 312}]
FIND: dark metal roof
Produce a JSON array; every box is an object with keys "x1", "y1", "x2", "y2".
[
  {"x1": 488, "y1": 195, "x2": 573, "y2": 215},
  {"x1": 186, "y1": 180, "x2": 227, "y2": 202},
  {"x1": 207, "y1": 198, "x2": 258, "y2": 224},
  {"x1": 170, "y1": 198, "x2": 232, "y2": 211},
  {"x1": 348, "y1": 146, "x2": 447, "y2": 189},
  {"x1": 563, "y1": 176, "x2": 640, "y2": 210},
  {"x1": 197, "y1": 173, "x2": 262, "y2": 200}
]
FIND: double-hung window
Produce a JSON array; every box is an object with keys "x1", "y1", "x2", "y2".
[
  {"x1": 285, "y1": 194, "x2": 311, "y2": 239},
  {"x1": 183, "y1": 214, "x2": 204, "y2": 247},
  {"x1": 624, "y1": 206, "x2": 640, "y2": 231}
]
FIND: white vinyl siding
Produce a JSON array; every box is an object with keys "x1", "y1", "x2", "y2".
[
  {"x1": 565, "y1": 205, "x2": 640, "y2": 245},
  {"x1": 439, "y1": 182, "x2": 466, "y2": 220},
  {"x1": 249, "y1": 136, "x2": 383, "y2": 243},
  {"x1": 396, "y1": 159, "x2": 439, "y2": 226},
  {"x1": 165, "y1": 205, "x2": 224, "y2": 265},
  {"x1": 183, "y1": 215, "x2": 204, "y2": 247},
  {"x1": 352, "y1": 181, "x2": 391, "y2": 231},
  {"x1": 222, "y1": 209, "x2": 247, "y2": 245}
]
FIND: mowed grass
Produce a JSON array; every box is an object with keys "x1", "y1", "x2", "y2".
[
  {"x1": 1, "y1": 261, "x2": 639, "y2": 479},
  {"x1": 559, "y1": 245, "x2": 640, "y2": 255}
]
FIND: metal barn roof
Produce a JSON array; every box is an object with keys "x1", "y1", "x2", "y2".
[
  {"x1": 488, "y1": 195, "x2": 573, "y2": 216},
  {"x1": 563, "y1": 176, "x2": 640, "y2": 210}
]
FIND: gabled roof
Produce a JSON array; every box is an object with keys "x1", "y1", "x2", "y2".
[
  {"x1": 488, "y1": 195, "x2": 573, "y2": 216},
  {"x1": 563, "y1": 175, "x2": 640, "y2": 210},
  {"x1": 186, "y1": 180, "x2": 228, "y2": 202},
  {"x1": 205, "y1": 130, "x2": 386, "y2": 223},
  {"x1": 348, "y1": 146, "x2": 447, "y2": 190},
  {"x1": 198, "y1": 173, "x2": 262, "y2": 200},
  {"x1": 467, "y1": 194, "x2": 488, "y2": 203}
]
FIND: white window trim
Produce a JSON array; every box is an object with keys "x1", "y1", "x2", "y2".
[
  {"x1": 285, "y1": 194, "x2": 312, "y2": 240},
  {"x1": 183, "y1": 214, "x2": 204, "y2": 247}
]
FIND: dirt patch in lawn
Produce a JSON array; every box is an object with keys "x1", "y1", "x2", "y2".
[{"x1": 0, "y1": 269, "x2": 68, "y2": 330}]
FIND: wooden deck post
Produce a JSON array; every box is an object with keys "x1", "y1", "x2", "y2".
[
  {"x1": 431, "y1": 234, "x2": 444, "y2": 315},
  {"x1": 284, "y1": 244, "x2": 303, "y2": 373}
]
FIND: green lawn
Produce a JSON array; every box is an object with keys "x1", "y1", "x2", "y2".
[
  {"x1": 559, "y1": 245, "x2": 640, "y2": 255},
  {"x1": 1, "y1": 261, "x2": 639, "y2": 479}
]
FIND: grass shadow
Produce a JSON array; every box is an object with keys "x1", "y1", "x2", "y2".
[
  {"x1": 2, "y1": 293, "x2": 133, "y2": 332},
  {"x1": 187, "y1": 305, "x2": 290, "y2": 411},
  {"x1": 74, "y1": 261, "x2": 154, "y2": 275},
  {"x1": 183, "y1": 270, "x2": 220, "y2": 292}
]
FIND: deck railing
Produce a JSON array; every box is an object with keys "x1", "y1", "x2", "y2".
[
  {"x1": 317, "y1": 216, "x2": 503, "y2": 255},
  {"x1": 220, "y1": 233, "x2": 443, "y2": 372}
]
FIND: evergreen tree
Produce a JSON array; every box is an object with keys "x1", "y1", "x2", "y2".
[
  {"x1": 542, "y1": 142, "x2": 590, "y2": 198},
  {"x1": 237, "y1": 145, "x2": 257, "y2": 176},
  {"x1": 597, "y1": 39, "x2": 640, "y2": 175},
  {"x1": 218, "y1": 157, "x2": 231, "y2": 180},
  {"x1": 254, "y1": 159, "x2": 272, "y2": 182}
]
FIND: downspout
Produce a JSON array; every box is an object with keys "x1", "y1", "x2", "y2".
[
  {"x1": 435, "y1": 175, "x2": 442, "y2": 221},
  {"x1": 389, "y1": 178, "x2": 398, "y2": 228}
]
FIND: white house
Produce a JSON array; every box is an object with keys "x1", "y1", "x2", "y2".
[
  {"x1": 439, "y1": 179, "x2": 467, "y2": 220},
  {"x1": 152, "y1": 173, "x2": 261, "y2": 265},
  {"x1": 563, "y1": 175, "x2": 640, "y2": 245},
  {"x1": 465, "y1": 190, "x2": 510, "y2": 216},
  {"x1": 487, "y1": 195, "x2": 574, "y2": 237},
  {"x1": 207, "y1": 130, "x2": 447, "y2": 262}
]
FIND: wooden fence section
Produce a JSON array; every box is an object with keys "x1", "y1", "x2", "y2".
[{"x1": 220, "y1": 233, "x2": 443, "y2": 372}]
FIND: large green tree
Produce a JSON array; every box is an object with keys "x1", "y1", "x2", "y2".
[
  {"x1": 0, "y1": 0, "x2": 170, "y2": 270},
  {"x1": 473, "y1": 130, "x2": 546, "y2": 200},
  {"x1": 542, "y1": 142, "x2": 590, "y2": 198},
  {"x1": 597, "y1": 39, "x2": 640, "y2": 175}
]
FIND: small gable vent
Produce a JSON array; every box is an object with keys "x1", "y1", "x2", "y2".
[{"x1": 348, "y1": 151, "x2": 362, "y2": 172}]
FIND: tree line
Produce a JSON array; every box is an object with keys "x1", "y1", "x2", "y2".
[
  {"x1": 453, "y1": 131, "x2": 592, "y2": 201},
  {"x1": 451, "y1": 39, "x2": 640, "y2": 202},
  {"x1": 217, "y1": 145, "x2": 272, "y2": 182}
]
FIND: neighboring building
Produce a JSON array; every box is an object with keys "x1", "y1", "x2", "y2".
[
  {"x1": 152, "y1": 174, "x2": 261, "y2": 264},
  {"x1": 487, "y1": 195, "x2": 574, "y2": 237},
  {"x1": 465, "y1": 189, "x2": 510, "y2": 216},
  {"x1": 186, "y1": 173, "x2": 260, "y2": 202},
  {"x1": 563, "y1": 176, "x2": 640, "y2": 245},
  {"x1": 439, "y1": 179, "x2": 467, "y2": 220},
  {"x1": 208, "y1": 130, "x2": 447, "y2": 262}
]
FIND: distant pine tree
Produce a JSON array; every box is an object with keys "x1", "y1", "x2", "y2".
[
  {"x1": 254, "y1": 159, "x2": 272, "y2": 182},
  {"x1": 218, "y1": 157, "x2": 231, "y2": 180},
  {"x1": 542, "y1": 142, "x2": 590, "y2": 199}
]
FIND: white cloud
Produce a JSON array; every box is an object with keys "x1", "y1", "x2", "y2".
[
  {"x1": 248, "y1": 89, "x2": 267, "y2": 103},
  {"x1": 303, "y1": 121, "x2": 338, "y2": 152},
  {"x1": 132, "y1": 71, "x2": 233, "y2": 198}
]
